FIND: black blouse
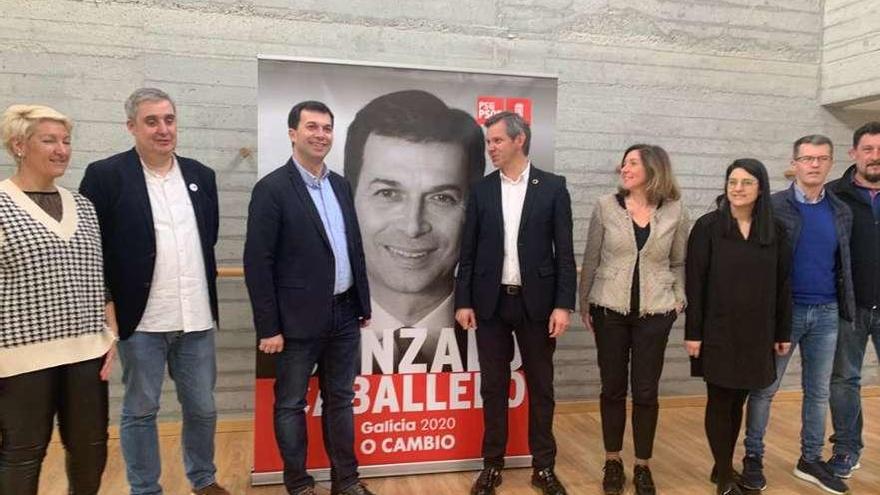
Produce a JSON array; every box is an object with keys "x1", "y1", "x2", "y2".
[
  {"x1": 24, "y1": 191, "x2": 62, "y2": 222},
  {"x1": 616, "y1": 194, "x2": 652, "y2": 314}
]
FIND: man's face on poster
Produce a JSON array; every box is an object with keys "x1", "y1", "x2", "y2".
[{"x1": 354, "y1": 133, "x2": 468, "y2": 296}]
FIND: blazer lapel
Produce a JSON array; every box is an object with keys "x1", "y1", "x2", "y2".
[
  {"x1": 489, "y1": 171, "x2": 504, "y2": 237},
  {"x1": 518, "y1": 166, "x2": 541, "y2": 240},
  {"x1": 125, "y1": 148, "x2": 156, "y2": 246},
  {"x1": 287, "y1": 159, "x2": 331, "y2": 250}
]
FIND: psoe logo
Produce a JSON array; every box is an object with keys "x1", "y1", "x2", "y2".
[
  {"x1": 475, "y1": 96, "x2": 532, "y2": 125},
  {"x1": 476, "y1": 96, "x2": 505, "y2": 124}
]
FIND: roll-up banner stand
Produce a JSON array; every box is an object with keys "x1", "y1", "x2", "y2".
[{"x1": 253, "y1": 56, "x2": 558, "y2": 485}]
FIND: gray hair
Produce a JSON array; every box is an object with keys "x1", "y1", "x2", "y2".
[
  {"x1": 484, "y1": 111, "x2": 531, "y2": 155},
  {"x1": 125, "y1": 87, "x2": 176, "y2": 121}
]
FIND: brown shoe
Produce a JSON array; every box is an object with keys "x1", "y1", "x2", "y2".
[
  {"x1": 191, "y1": 482, "x2": 231, "y2": 495},
  {"x1": 292, "y1": 486, "x2": 318, "y2": 495}
]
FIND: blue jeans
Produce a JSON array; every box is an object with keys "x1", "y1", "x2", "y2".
[
  {"x1": 745, "y1": 303, "x2": 838, "y2": 462},
  {"x1": 117, "y1": 329, "x2": 218, "y2": 495},
  {"x1": 830, "y1": 306, "x2": 880, "y2": 457},
  {"x1": 274, "y1": 295, "x2": 360, "y2": 494}
]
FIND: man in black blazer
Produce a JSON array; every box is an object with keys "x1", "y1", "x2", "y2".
[
  {"x1": 243, "y1": 101, "x2": 374, "y2": 495},
  {"x1": 80, "y1": 88, "x2": 228, "y2": 495},
  {"x1": 455, "y1": 111, "x2": 576, "y2": 495}
]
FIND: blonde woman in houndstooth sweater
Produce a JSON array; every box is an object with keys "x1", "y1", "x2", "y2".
[{"x1": 0, "y1": 104, "x2": 116, "y2": 495}]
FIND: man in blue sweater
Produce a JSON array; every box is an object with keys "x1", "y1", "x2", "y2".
[{"x1": 741, "y1": 135, "x2": 855, "y2": 495}]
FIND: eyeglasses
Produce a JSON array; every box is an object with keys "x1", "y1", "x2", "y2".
[
  {"x1": 727, "y1": 178, "x2": 758, "y2": 188},
  {"x1": 794, "y1": 155, "x2": 832, "y2": 165}
]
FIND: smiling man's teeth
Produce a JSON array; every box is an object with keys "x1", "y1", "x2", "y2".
[{"x1": 386, "y1": 246, "x2": 428, "y2": 258}]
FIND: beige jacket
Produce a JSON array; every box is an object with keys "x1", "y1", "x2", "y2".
[{"x1": 579, "y1": 193, "x2": 689, "y2": 315}]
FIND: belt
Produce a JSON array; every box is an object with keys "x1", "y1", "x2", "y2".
[
  {"x1": 501, "y1": 285, "x2": 522, "y2": 296},
  {"x1": 332, "y1": 288, "x2": 354, "y2": 304}
]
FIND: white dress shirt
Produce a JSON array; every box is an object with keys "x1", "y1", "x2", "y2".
[
  {"x1": 136, "y1": 158, "x2": 214, "y2": 333},
  {"x1": 500, "y1": 163, "x2": 530, "y2": 286}
]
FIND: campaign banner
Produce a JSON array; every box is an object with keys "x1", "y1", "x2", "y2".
[
  {"x1": 253, "y1": 56, "x2": 558, "y2": 484},
  {"x1": 254, "y1": 371, "x2": 530, "y2": 473}
]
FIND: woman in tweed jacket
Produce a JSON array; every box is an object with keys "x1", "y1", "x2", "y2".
[
  {"x1": 578, "y1": 144, "x2": 689, "y2": 495},
  {"x1": 0, "y1": 105, "x2": 116, "y2": 495}
]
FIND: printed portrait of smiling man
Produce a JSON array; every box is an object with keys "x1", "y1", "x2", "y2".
[{"x1": 344, "y1": 90, "x2": 485, "y2": 371}]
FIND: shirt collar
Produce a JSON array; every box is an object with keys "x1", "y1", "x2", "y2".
[
  {"x1": 792, "y1": 181, "x2": 825, "y2": 204},
  {"x1": 140, "y1": 156, "x2": 179, "y2": 181},
  {"x1": 292, "y1": 156, "x2": 329, "y2": 189},
  {"x1": 500, "y1": 162, "x2": 531, "y2": 185},
  {"x1": 369, "y1": 293, "x2": 455, "y2": 331}
]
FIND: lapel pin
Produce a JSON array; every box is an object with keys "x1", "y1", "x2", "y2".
[
  {"x1": 189, "y1": 183, "x2": 199, "y2": 192},
  {"x1": 531, "y1": 178, "x2": 539, "y2": 184}
]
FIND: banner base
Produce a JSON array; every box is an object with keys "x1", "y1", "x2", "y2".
[{"x1": 251, "y1": 455, "x2": 533, "y2": 486}]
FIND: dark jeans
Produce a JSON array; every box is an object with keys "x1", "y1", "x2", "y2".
[
  {"x1": 0, "y1": 357, "x2": 108, "y2": 495},
  {"x1": 705, "y1": 383, "x2": 749, "y2": 486},
  {"x1": 592, "y1": 307, "x2": 675, "y2": 460},
  {"x1": 830, "y1": 306, "x2": 880, "y2": 457},
  {"x1": 274, "y1": 294, "x2": 361, "y2": 494},
  {"x1": 476, "y1": 290, "x2": 557, "y2": 470}
]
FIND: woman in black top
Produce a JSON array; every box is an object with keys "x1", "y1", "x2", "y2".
[{"x1": 685, "y1": 159, "x2": 792, "y2": 495}]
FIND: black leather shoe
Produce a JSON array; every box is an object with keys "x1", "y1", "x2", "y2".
[
  {"x1": 633, "y1": 465, "x2": 656, "y2": 495},
  {"x1": 332, "y1": 482, "x2": 376, "y2": 495},
  {"x1": 531, "y1": 468, "x2": 567, "y2": 495},
  {"x1": 709, "y1": 465, "x2": 742, "y2": 485},
  {"x1": 470, "y1": 466, "x2": 503, "y2": 495},
  {"x1": 603, "y1": 459, "x2": 625, "y2": 495}
]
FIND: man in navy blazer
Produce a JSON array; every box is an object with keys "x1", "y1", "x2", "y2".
[
  {"x1": 80, "y1": 88, "x2": 227, "y2": 495},
  {"x1": 455, "y1": 112, "x2": 576, "y2": 495},
  {"x1": 243, "y1": 101, "x2": 374, "y2": 495}
]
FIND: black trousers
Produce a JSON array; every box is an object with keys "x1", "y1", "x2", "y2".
[
  {"x1": 592, "y1": 308, "x2": 675, "y2": 460},
  {"x1": 705, "y1": 383, "x2": 749, "y2": 486},
  {"x1": 0, "y1": 357, "x2": 108, "y2": 495},
  {"x1": 476, "y1": 291, "x2": 557, "y2": 469}
]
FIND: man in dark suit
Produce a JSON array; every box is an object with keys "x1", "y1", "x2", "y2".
[
  {"x1": 455, "y1": 111, "x2": 576, "y2": 495},
  {"x1": 80, "y1": 88, "x2": 228, "y2": 495},
  {"x1": 243, "y1": 101, "x2": 375, "y2": 495}
]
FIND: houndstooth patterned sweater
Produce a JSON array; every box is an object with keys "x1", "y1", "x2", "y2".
[{"x1": 0, "y1": 179, "x2": 113, "y2": 377}]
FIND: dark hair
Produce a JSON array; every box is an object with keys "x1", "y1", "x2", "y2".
[
  {"x1": 853, "y1": 121, "x2": 880, "y2": 149},
  {"x1": 343, "y1": 90, "x2": 485, "y2": 190},
  {"x1": 793, "y1": 134, "x2": 833, "y2": 158},
  {"x1": 617, "y1": 144, "x2": 680, "y2": 204},
  {"x1": 288, "y1": 100, "x2": 334, "y2": 129},
  {"x1": 484, "y1": 111, "x2": 531, "y2": 155},
  {"x1": 715, "y1": 158, "x2": 775, "y2": 246}
]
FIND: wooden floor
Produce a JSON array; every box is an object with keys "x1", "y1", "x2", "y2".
[{"x1": 41, "y1": 394, "x2": 880, "y2": 494}]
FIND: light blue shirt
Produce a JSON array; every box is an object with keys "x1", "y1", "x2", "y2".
[
  {"x1": 293, "y1": 158, "x2": 353, "y2": 295},
  {"x1": 793, "y1": 182, "x2": 826, "y2": 204}
]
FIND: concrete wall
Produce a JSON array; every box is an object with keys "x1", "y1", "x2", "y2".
[
  {"x1": 1, "y1": 0, "x2": 878, "y2": 420},
  {"x1": 822, "y1": 0, "x2": 880, "y2": 106}
]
